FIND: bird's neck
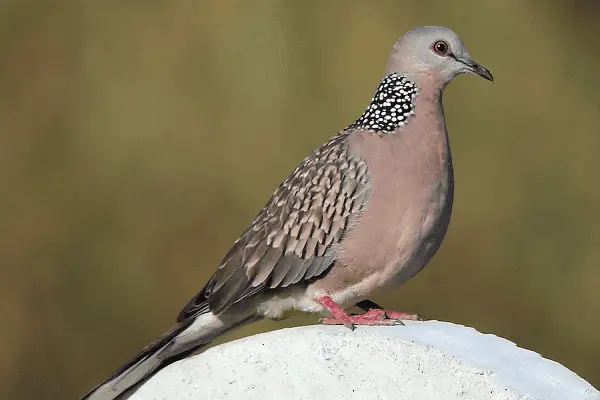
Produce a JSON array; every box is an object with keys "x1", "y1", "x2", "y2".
[
  {"x1": 348, "y1": 71, "x2": 450, "y2": 172},
  {"x1": 396, "y1": 73, "x2": 451, "y2": 173},
  {"x1": 348, "y1": 73, "x2": 444, "y2": 135}
]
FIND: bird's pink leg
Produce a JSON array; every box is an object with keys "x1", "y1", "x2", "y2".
[{"x1": 316, "y1": 296, "x2": 422, "y2": 330}]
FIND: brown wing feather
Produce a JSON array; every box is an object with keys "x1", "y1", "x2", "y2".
[{"x1": 178, "y1": 132, "x2": 370, "y2": 319}]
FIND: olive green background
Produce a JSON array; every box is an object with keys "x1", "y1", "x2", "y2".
[{"x1": 1, "y1": 1, "x2": 599, "y2": 399}]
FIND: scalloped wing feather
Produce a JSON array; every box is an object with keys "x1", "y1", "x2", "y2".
[{"x1": 178, "y1": 132, "x2": 370, "y2": 320}]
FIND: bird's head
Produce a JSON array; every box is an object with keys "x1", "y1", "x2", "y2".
[{"x1": 386, "y1": 26, "x2": 493, "y2": 87}]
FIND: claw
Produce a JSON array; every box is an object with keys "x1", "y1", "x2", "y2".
[{"x1": 321, "y1": 316, "x2": 355, "y2": 330}]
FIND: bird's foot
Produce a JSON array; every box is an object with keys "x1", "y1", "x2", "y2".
[{"x1": 316, "y1": 296, "x2": 422, "y2": 330}]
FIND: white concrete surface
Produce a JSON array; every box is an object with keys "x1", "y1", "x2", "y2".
[{"x1": 130, "y1": 321, "x2": 599, "y2": 400}]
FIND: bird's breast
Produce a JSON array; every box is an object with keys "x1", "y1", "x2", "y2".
[{"x1": 339, "y1": 120, "x2": 453, "y2": 289}]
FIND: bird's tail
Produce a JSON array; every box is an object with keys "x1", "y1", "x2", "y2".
[{"x1": 81, "y1": 311, "x2": 259, "y2": 400}]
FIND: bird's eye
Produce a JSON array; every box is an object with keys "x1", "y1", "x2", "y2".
[{"x1": 432, "y1": 40, "x2": 450, "y2": 56}]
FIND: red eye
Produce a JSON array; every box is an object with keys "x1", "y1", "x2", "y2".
[{"x1": 432, "y1": 40, "x2": 450, "y2": 56}]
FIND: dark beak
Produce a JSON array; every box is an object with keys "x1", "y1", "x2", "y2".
[{"x1": 457, "y1": 56, "x2": 494, "y2": 82}]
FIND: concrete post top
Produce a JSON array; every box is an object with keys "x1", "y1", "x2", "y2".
[{"x1": 130, "y1": 321, "x2": 599, "y2": 400}]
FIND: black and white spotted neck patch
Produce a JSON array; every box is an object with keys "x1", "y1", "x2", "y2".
[{"x1": 347, "y1": 73, "x2": 418, "y2": 134}]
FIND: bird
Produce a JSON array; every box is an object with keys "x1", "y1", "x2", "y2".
[{"x1": 81, "y1": 26, "x2": 493, "y2": 400}]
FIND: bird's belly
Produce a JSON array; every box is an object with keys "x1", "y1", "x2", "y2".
[
  {"x1": 371, "y1": 172, "x2": 454, "y2": 290},
  {"x1": 320, "y1": 170, "x2": 453, "y2": 306},
  {"x1": 309, "y1": 180, "x2": 452, "y2": 308},
  {"x1": 387, "y1": 182, "x2": 453, "y2": 286}
]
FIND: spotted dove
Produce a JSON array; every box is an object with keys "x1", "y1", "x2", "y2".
[{"x1": 82, "y1": 26, "x2": 493, "y2": 400}]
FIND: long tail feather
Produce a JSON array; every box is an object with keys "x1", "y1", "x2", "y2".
[{"x1": 81, "y1": 312, "x2": 259, "y2": 400}]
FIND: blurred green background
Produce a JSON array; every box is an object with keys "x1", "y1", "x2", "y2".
[{"x1": 1, "y1": 1, "x2": 599, "y2": 399}]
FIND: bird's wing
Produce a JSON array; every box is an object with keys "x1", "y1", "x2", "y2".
[{"x1": 178, "y1": 132, "x2": 370, "y2": 320}]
